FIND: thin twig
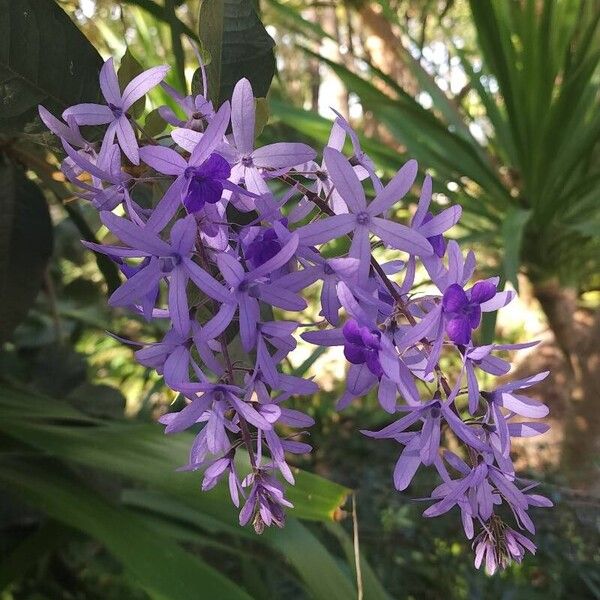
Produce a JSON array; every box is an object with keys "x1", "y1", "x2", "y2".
[{"x1": 352, "y1": 493, "x2": 363, "y2": 600}]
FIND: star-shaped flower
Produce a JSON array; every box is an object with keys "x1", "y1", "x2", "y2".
[{"x1": 63, "y1": 58, "x2": 169, "y2": 165}]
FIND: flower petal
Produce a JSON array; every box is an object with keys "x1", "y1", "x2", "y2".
[
  {"x1": 139, "y1": 145, "x2": 187, "y2": 175},
  {"x1": 446, "y1": 315, "x2": 472, "y2": 345},
  {"x1": 115, "y1": 116, "x2": 139, "y2": 165},
  {"x1": 231, "y1": 78, "x2": 255, "y2": 154},
  {"x1": 470, "y1": 279, "x2": 497, "y2": 304},
  {"x1": 393, "y1": 436, "x2": 422, "y2": 491},
  {"x1": 109, "y1": 259, "x2": 161, "y2": 307},
  {"x1": 252, "y1": 142, "x2": 316, "y2": 169},
  {"x1": 99, "y1": 57, "x2": 121, "y2": 105},
  {"x1": 168, "y1": 267, "x2": 190, "y2": 336},
  {"x1": 412, "y1": 174, "x2": 432, "y2": 226},
  {"x1": 367, "y1": 159, "x2": 418, "y2": 216},
  {"x1": 349, "y1": 224, "x2": 371, "y2": 285},
  {"x1": 259, "y1": 285, "x2": 307, "y2": 311},
  {"x1": 121, "y1": 65, "x2": 169, "y2": 111},
  {"x1": 146, "y1": 178, "x2": 186, "y2": 233},
  {"x1": 172, "y1": 127, "x2": 203, "y2": 152},
  {"x1": 442, "y1": 283, "x2": 468, "y2": 312},
  {"x1": 371, "y1": 217, "x2": 433, "y2": 256},
  {"x1": 296, "y1": 213, "x2": 355, "y2": 246},
  {"x1": 378, "y1": 376, "x2": 397, "y2": 413},
  {"x1": 418, "y1": 205, "x2": 462, "y2": 237},
  {"x1": 480, "y1": 290, "x2": 515, "y2": 311},
  {"x1": 62, "y1": 103, "x2": 113, "y2": 125},
  {"x1": 499, "y1": 393, "x2": 549, "y2": 418},
  {"x1": 190, "y1": 101, "x2": 231, "y2": 165},
  {"x1": 100, "y1": 211, "x2": 172, "y2": 256},
  {"x1": 247, "y1": 234, "x2": 299, "y2": 280},
  {"x1": 323, "y1": 147, "x2": 366, "y2": 213},
  {"x1": 39, "y1": 106, "x2": 84, "y2": 147},
  {"x1": 215, "y1": 252, "x2": 245, "y2": 286},
  {"x1": 183, "y1": 257, "x2": 231, "y2": 302}
]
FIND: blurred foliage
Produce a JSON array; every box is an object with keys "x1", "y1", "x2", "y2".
[
  {"x1": 265, "y1": 0, "x2": 600, "y2": 313},
  {"x1": 1, "y1": 1, "x2": 599, "y2": 598}
]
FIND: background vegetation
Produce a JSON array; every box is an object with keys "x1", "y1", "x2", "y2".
[{"x1": 1, "y1": 1, "x2": 599, "y2": 598}]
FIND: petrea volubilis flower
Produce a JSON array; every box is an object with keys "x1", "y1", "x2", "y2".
[
  {"x1": 41, "y1": 48, "x2": 552, "y2": 562},
  {"x1": 63, "y1": 58, "x2": 169, "y2": 164}
]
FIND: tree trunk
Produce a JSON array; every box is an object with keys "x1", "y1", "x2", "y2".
[
  {"x1": 532, "y1": 281, "x2": 600, "y2": 491},
  {"x1": 533, "y1": 281, "x2": 579, "y2": 360}
]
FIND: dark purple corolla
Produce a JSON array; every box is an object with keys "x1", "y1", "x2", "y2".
[
  {"x1": 342, "y1": 319, "x2": 383, "y2": 377},
  {"x1": 442, "y1": 280, "x2": 497, "y2": 344}
]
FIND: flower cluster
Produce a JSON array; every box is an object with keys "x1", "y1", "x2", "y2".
[{"x1": 41, "y1": 54, "x2": 551, "y2": 572}]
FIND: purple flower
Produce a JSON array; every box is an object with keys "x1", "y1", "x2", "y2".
[
  {"x1": 278, "y1": 255, "x2": 359, "y2": 325},
  {"x1": 201, "y1": 452, "x2": 241, "y2": 507},
  {"x1": 213, "y1": 235, "x2": 306, "y2": 351},
  {"x1": 46, "y1": 65, "x2": 552, "y2": 560},
  {"x1": 63, "y1": 58, "x2": 169, "y2": 164},
  {"x1": 482, "y1": 371, "x2": 550, "y2": 423},
  {"x1": 159, "y1": 81, "x2": 215, "y2": 129},
  {"x1": 410, "y1": 175, "x2": 462, "y2": 258},
  {"x1": 225, "y1": 78, "x2": 316, "y2": 195},
  {"x1": 61, "y1": 140, "x2": 133, "y2": 212},
  {"x1": 342, "y1": 319, "x2": 383, "y2": 377},
  {"x1": 363, "y1": 394, "x2": 486, "y2": 490},
  {"x1": 296, "y1": 147, "x2": 432, "y2": 284},
  {"x1": 99, "y1": 212, "x2": 229, "y2": 335},
  {"x1": 38, "y1": 105, "x2": 91, "y2": 158},
  {"x1": 442, "y1": 280, "x2": 498, "y2": 344},
  {"x1": 473, "y1": 520, "x2": 537, "y2": 575},
  {"x1": 138, "y1": 102, "x2": 235, "y2": 229},
  {"x1": 462, "y1": 340, "x2": 539, "y2": 414},
  {"x1": 183, "y1": 152, "x2": 232, "y2": 212},
  {"x1": 242, "y1": 222, "x2": 288, "y2": 269},
  {"x1": 239, "y1": 470, "x2": 293, "y2": 534}
]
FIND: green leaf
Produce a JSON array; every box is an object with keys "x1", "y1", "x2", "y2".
[
  {"x1": 0, "y1": 159, "x2": 53, "y2": 343},
  {"x1": 255, "y1": 97, "x2": 270, "y2": 138},
  {"x1": 122, "y1": 0, "x2": 200, "y2": 43},
  {"x1": 0, "y1": 457, "x2": 252, "y2": 600},
  {"x1": 263, "y1": 0, "x2": 335, "y2": 43},
  {"x1": 164, "y1": 0, "x2": 187, "y2": 91},
  {"x1": 118, "y1": 49, "x2": 146, "y2": 119},
  {"x1": 502, "y1": 207, "x2": 531, "y2": 290},
  {"x1": 264, "y1": 520, "x2": 357, "y2": 600},
  {"x1": 198, "y1": 0, "x2": 276, "y2": 106},
  {"x1": 145, "y1": 107, "x2": 167, "y2": 137},
  {"x1": 0, "y1": 0, "x2": 103, "y2": 136},
  {"x1": 325, "y1": 522, "x2": 392, "y2": 600},
  {"x1": 0, "y1": 386, "x2": 350, "y2": 523}
]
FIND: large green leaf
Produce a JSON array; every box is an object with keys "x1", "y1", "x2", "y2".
[
  {"x1": 263, "y1": 520, "x2": 357, "y2": 600},
  {"x1": 0, "y1": 0, "x2": 103, "y2": 136},
  {"x1": 123, "y1": 489, "x2": 374, "y2": 600},
  {"x1": 198, "y1": 0, "x2": 276, "y2": 105},
  {"x1": 0, "y1": 457, "x2": 252, "y2": 600},
  {"x1": 325, "y1": 522, "x2": 392, "y2": 600},
  {"x1": 502, "y1": 207, "x2": 531, "y2": 290},
  {"x1": 0, "y1": 385, "x2": 367, "y2": 597},
  {"x1": 0, "y1": 159, "x2": 53, "y2": 343},
  {"x1": 0, "y1": 386, "x2": 349, "y2": 524}
]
